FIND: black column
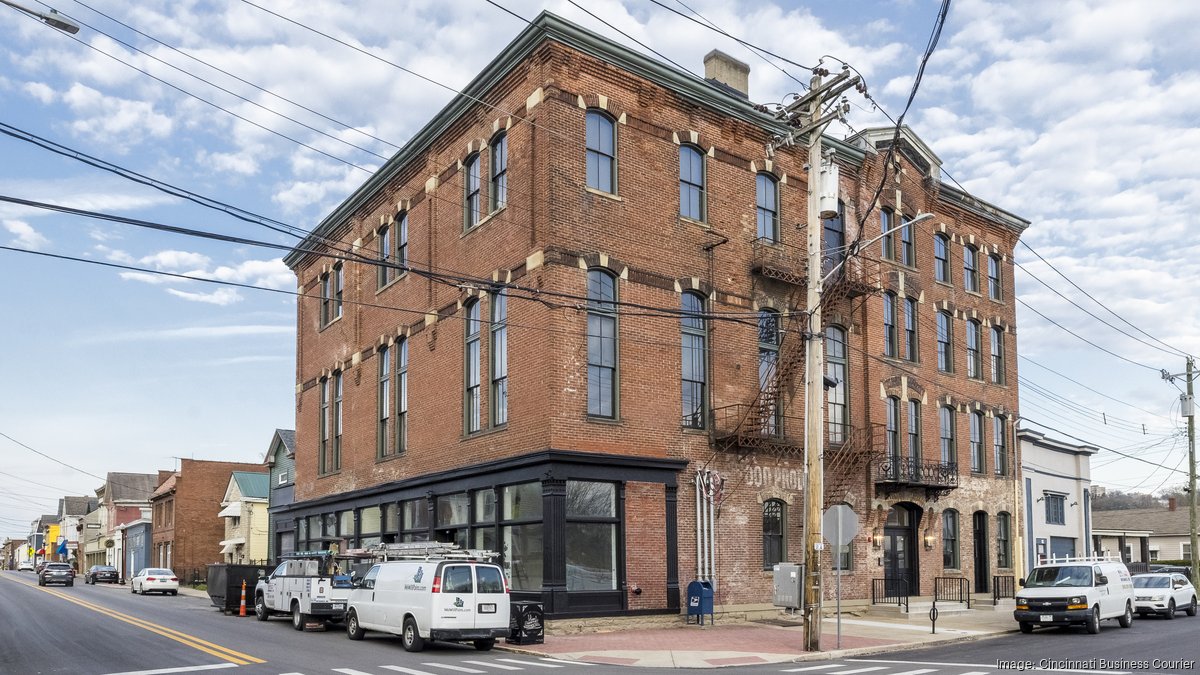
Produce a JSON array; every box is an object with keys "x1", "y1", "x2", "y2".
[
  {"x1": 665, "y1": 484, "x2": 680, "y2": 610},
  {"x1": 542, "y1": 476, "x2": 567, "y2": 614}
]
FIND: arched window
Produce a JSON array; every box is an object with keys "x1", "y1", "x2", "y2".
[
  {"x1": 934, "y1": 233, "x2": 950, "y2": 283},
  {"x1": 378, "y1": 345, "x2": 391, "y2": 458},
  {"x1": 886, "y1": 396, "x2": 900, "y2": 462},
  {"x1": 937, "y1": 311, "x2": 953, "y2": 373},
  {"x1": 963, "y1": 244, "x2": 979, "y2": 292},
  {"x1": 822, "y1": 201, "x2": 846, "y2": 277},
  {"x1": 943, "y1": 509, "x2": 960, "y2": 568},
  {"x1": 763, "y1": 499, "x2": 785, "y2": 569},
  {"x1": 758, "y1": 309, "x2": 781, "y2": 435},
  {"x1": 464, "y1": 153, "x2": 481, "y2": 229},
  {"x1": 826, "y1": 325, "x2": 848, "y2": 444},
  {"x1": 491, "y1": 292, "x2": 508, "y2": 426},
  {"x1": 939, "y1": 405, "x2": 955, "y2": 466},
  {"x1": 681, "y1": 292, "x2": 707, "y2": 429},
  {"x1": 756, "y1": 173, "x2": 779, "y2": 241},
  {"x1": 490, "y1": 132, "x2": 507, "y2": 211},
  {"x1": 586, "y1": 110, "x2": 616, "y2": 193},
  {"x1": 966, "y1": 320, "x2": 982, "y2": 379},
  {"x1": 907, "y1": 399, "x2": 921, "y2": 463},
  {"x1": 679, "y1": 145, "x2": 705, "y2": 221},
  {"x1": 396, "y1": 338, "x2": 408, "y2": 454},
  {"x1": 991, "y1": 326, "x2": 1005, "y2": 384},
  {"x1": 465, "y1": 300, "x2": 481, "y2": 433},
  {"x1": 900, "y1": 214, "x2": 915, "y2": 266},
  {"x1": 970, "y1": 411, "x2": 985, "y2": 473},
  {"x1": 883, "y1": 292, "x2": 898, "y2": 358},
  {"x1": 880, "y1": 208, "x2": 894, "y2": 260},
  {"x1": 588, "y1": 270, "x2": 618, "y2": 418},
  {"x1": 993, "y1": 415, "x2": 1008, "y2": 476},
  {"x1": 997, "y1": 512, "x2": 1012, "y2": 568}
]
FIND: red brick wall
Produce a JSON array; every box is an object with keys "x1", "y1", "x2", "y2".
[{"x1": 151, "y1": 459, "x2": 265, "y2": 575}]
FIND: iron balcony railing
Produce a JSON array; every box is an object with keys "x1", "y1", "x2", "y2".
[
  {"x1": 751, "y1": 237, "x2": 808, "y2": 286},
  {"x1": 711, "y1": 403, "x2": 804, "y2": 456},
  {"x1": 875, "y1": 458, "x2": 960, "y2": 489}
]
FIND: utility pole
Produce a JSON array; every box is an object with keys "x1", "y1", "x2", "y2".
[{"x1": 1186, "y1": 357, "x2": 1198, "y2": 586}]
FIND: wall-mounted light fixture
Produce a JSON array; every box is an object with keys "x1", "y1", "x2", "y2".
[
  {"x1": 1070, "y1": 501, "x2": 1079, "y2": 507},
  {"x1": 872, "y1": 527, "x2": 883, "y2": 549},
  {"x1": 924, "y1": 532, "x2": 935, "y2": 550},
  {"x1": 1035, "y1": 496, "x2": 1045, "y2": 502}
]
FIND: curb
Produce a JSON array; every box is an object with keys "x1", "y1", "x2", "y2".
[{"x1": 789, "y1": 628, "x2": 1018, "y2": 663}]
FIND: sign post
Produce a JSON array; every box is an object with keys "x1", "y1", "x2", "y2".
[{"x1": 822, "y1": 504, "x2": 860, "y2": 649}]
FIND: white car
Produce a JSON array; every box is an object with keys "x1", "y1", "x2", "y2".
[
  {"x1": 130, "y1": 568, "x2": 179, "y2": 596},
  {"x1": 1133, "y1": 573, "x2": 1197, "y2": 619},
  {"x1": 17, "y1": 561, "x2": 34, "y2": 572}
]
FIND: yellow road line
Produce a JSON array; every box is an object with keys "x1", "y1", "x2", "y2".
[{"x1": 2, "y1": 575, "x2": 265, "y2": 665}]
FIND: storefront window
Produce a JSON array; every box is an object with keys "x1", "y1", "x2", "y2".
[
  {"x1": 566, "y1": 481, "x2": 617, "y2": 591},
  {"x1": 503, "y1": 523, "x2": 543, "y2": 591},
  {"x1": 472, "y1": 488, "x2": 497, "y2": 551},
  {"x1": 359, "y1": 506, "x2": 381, "y2": 536},
  {"x1": 436, "y1": 493, "x2": 469, "y2": 546},
  {"x1": 401, "y1": 498, "x2": 430, "y2": 542},
  {"x1": 503, "y1": 482, "x2": 542, "y2": 520}
]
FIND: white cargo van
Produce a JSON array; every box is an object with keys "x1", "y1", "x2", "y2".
[
  {"x1": 345, "y1": 548, "x2": 510, "y2": 652},
  {"x1": 1014, "y1": 555, "x2": 1135, "y2": 634}
]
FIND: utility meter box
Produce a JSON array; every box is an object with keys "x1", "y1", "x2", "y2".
[{"x1": 772, "y1": 562, "x2": 804, "y2": 609}]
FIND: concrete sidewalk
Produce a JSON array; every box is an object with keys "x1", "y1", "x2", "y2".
[{"x1": 496, "y1": 608, "x2": 1017, "y2": 668}]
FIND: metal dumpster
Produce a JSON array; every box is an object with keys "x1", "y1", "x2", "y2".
[{"x1": 207, "y1": 563, "x2": 274, "y2": 614}]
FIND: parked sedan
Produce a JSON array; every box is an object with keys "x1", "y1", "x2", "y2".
[
  {"x1": 1133, "y1": 573, "x2": 1198, "y2": 618},
  {"x1": 17, "y1": 561, "x2": 34, "y2": 572},
  {"x1": 38, "y1": 562, "x2": 74, "y2": 587},
  {"x1": 85, "y1": 565, "x2": 119, "y2": 584},
  {"x1": 130, "y1": 568, "x2": 179, "y2": 596}
]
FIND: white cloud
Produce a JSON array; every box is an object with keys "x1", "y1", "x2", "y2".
[
  {"x1": 2, "y1": 220, "x2": 49, "y2": 250},
  {"x1": 61, "y1": 84, "x2": 174, "y2": 150},
  {"x1": 166, "y1": 287, "x2": 243, "y2": 305},
  {"x1": 138, "y1": 250, "x2": 212, "y2": 271},
  {"x1": 81, "y1": 324, "x2": 294, "y2": 343},
  {"x1": 117, "y1": 271, "x2": 174, "y2": 285},
  {"x1": 22, "y1": 81, "x2": 55, "y2": 104},
  {"x1": 204, "y1": 258, "x2": 294, "y2": 290},
  {"x1": 197, "y1": 149, "x2": 259, "y2": 176}
]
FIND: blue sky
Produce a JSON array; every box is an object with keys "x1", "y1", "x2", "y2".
[{"x1": 2, "y1": 0, "x2": 1198, "y2": 538}]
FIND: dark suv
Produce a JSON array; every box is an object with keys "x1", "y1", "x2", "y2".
[
  {"x1": 39, "y1": 562, "x2": 74, "y2": 587},
  {"x1": 85, "y1": 565, "x2": 119, "y2": 584}
]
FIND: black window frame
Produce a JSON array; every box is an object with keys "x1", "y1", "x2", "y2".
[
  {"x1": 939, "y1": 405, "x2": 956, "y2": 466},
  {"x1": 883, "y1": 292, "x2": 898, "y2": 358},
  {"x1": 464, "y1": 153, "x2": 481, "y2": 230},
  {"x1": 937, "y1": 311, "x2": 953, "y2": 373},
  {"x1": 934, "y1": 233, "x2": 950, "y2": 283},
  {"x1": 489, "y1": 132, "x2": 507, "y2": 213},
  {"x1": 943, "y1": 509, "x2": 960, "y2": 569},
  {"x1": 1045, "y1": 494, "x2": 1066, "y2": 525},
  {"x1": 903, "y1": 296, "x2": 918, "y2": 362},
  {"x1": 963, "y1": 244, "x2": 979, "y2": 292},
  {"x1": 763, "y1": 499, "x2": 785, "y2": 570},
  {"x1": 991, "y1": 326, "x2": 1005, "y2": 384},
  {"x1": 880, "y1": 208, "x2": 895, "y2": 261},
  {"x1": 969, "y1": 411, "x2": 984, "y2": 473},
  {"x1": 988, "y1": 254, "x2": 1003, "y2": 301},
  {"x1": 899, "y1": 214, "x2": 915, "y2": 266},
  {"x1": 826, "y1": 325, "x2": 848, "y2": 444},
  {"x1": 679, "y1": 144, "x2": 705, "y2": 221},
  {"x1": 756, "y1": 173, "x2": 779, "y2": 242},
  {"x1": 396, "y1": 338, "x2": 408, "y2": 455},
  {"x1": 377, "y1": 345, "x2": 391, "y2": 459},
  {"x1": 587, "y1": 269, "x2": 618, "y2": 419},
  {"x1": 585, "y1": 110, "x2": 616, "y2": 193},
  {"x1": 966, "y1": 320, "x2": 982, "y2": 379},
  {"x1": 681, "y1": 291, "x2": 707, "y2": 429},
  {"x1": 997, "y1": 512, "x2": 1011, "y2": 568},
  {"x1": 490, "y1": 291, "x2": 508, "y2": 427},
  {"x1": 465, "y1": 299, "x2": 481, "y2": 434}
]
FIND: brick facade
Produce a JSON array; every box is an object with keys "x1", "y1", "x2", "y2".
[{"x1": 281, "y1": 13, "x2": 1026, "y2": 617}]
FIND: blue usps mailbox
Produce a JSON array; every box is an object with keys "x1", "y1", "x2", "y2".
[{"x1": 686, "y1": 579, "x2": 714, "y2": 625}]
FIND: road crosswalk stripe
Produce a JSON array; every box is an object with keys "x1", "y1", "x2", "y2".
[
  {"x1": 538, "y1": 659, "x2": 584, "y2": 666},
  {"x1": 885, "y1": 669, "x2": 939, "y2": 675},
  {"x1": 420, "y1": 665, "x2": 486, "y2": 673},
  {"x1": 495, "y1": 658, "x2": 564, "y2": 668},
  {"x1": 957, "y1": 672, "x2": 990, "y2": 675},
  {"x1": 333, "y1": 670, "x2": 378, "y2": 675},
  {"x1": 378, "y1": 666, "x2": 440, "y2": 675},
  {"x1": 829, "y1": 667, "x2": 891, "y2": 674},
  {"x1": 461, "y1": 661, "x2": 524, "y2": 671},
  {"x1": 782, "y1": 666, "x2": 843, "y2": 672}
]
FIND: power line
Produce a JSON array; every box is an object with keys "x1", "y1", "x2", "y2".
[
  {"x1": 1018, "y1": 417, "x2": 1188, "y2": 477},
  {"x1": 662, "y1": 0, "x2": 809, "y2": 89},
  {"x1": 1019, "y1": 354, "x2": 1175, "y2": 421},
  {"x1": 0, "y1": 431, "x2": 158, "y2": 496},
  {"x1": 564, "y1": 0, "x2": 692, "y2": 75},
  {"x1": 1017, "y1": 297, "x2": 1164, "y2": 373}
]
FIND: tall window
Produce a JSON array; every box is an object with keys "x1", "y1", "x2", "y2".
[
  {"x1": 465, "y1": 300, "x2": 481, "y2": 433},
  {"x1": 899, "y1": 214, "x2": 915, "y2": 266},
  {"x1": 903, "y1": 297, "x2": 918, "y2": 362},
  {"x1": 991, "y1": 326, "x2": 1005, "y2": 384},
  {"x1": 566, "y1": 481, "x2": 618, "y2": 591},
  {"x1": 966, "y1": 320, "x2": 982, "y2": 379},
  {"x1": 883, "y1": 292, "x2": 898, "y2": 358},
  {"x1": 1045, "y1": 494, "x2": 1065, "y2": 525},
  {"x1": 464, "y1": 153, "x2": 481, "y2": 229},
  {"x1": 993, "y1": 415, "x2": 1007, "y2": 476},
  {"x1": 586, "y1": 110, "x2": 615, "y2": 193},
  {"x1": 826, "y1": 325, "x2": 848, "y2": 444},
  {"x1": 881, "y1": 208, "x2": 894, "y2": 260},
  {"x1": 943, "y1": 510, "x2": 960, "y2": 568},
  {"x1": 756, "y1": 173, "x2": 779, "y2": 241},
  {"x1": 822, "y1": 201, "x2": 846, "y2": 277},
  {"x1": 490, "y1": 292, "x2": 508, "y2": 427},
  {"x1": 988, "y1": 254, "x2": 1002, "y2": 300},
  {"x1": 681, "y1": 292, "x2": 707, "y2": 429},
  {"x1": 970, "y1": 411, "x2": 984, "y2": 473},
  {"x1": 763, "y1": 499, "x2": 785, "y2": 569},
  {"x1": 937, "y1": 311, "x2": 953, "y2": 373},
  {"x1": 934, "y1": 234, "x2": 950, "y2": 283},
  {"x1": 378, "y1": 346, "x2": 391, "y2": 459},
  {"x1": 396, "y1": 338, "x2": 408, "y2": 454},
  {"x1": 378, "y1": 225, "x2": 394, "y2": 289},
  {"x1": 997, "y1": 512, "x2": 1012, "y2": 568},
  {"x1": 886, "y1": 396, "x2": 900, "y2": 462},
  {"x1": 939, "y1": 406, "x2": 955, "y2": 466},
  {"x1": 397, "y1": 212, "x2": 409, "y2": 268},
  {"x1": 907, "y1": 399, "x2": 921, "y2": 462},
  {"x1": 963, "y1": 244, "x2": 979, "y2": 292},
  {"x1": 588, "y1": 270, "x2": 618, "y2": 418},
  {"x1": 490, "y1": 133, "x2": 507, "y2": 212},
  {"x1": 319, "y1": 377, "x2": 330, "y2": 474},
  {"x1": 758, "y1": 309, "x2": 781, "y2": 435},
  {"x1": 326, "y1": 372, "x2": 342, "y2": 472},
  {"x1": 679, "y1": 145, "x2": 705, "y2": 221},
  {"x1": 320, "y1": 265, "x2": 343, "y2": 326}
]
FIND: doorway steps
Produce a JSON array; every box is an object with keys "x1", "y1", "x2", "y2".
[
  {"x1": 867, "y1": 596, "x2": 973, "y2": 620},
  {"x1": 972, "y1": 592, "x2": 1016, "y2": 611}
]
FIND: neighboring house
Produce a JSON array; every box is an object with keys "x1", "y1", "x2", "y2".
[
  {"x1": 219, "y1": 471, "x2": 270, "y2": 563},
  {"x1": 56, "y1": 495, "x2": 98, "y2": 573},
  {"x1": 278, "y1": 12, "x2": 1026, "y2": 617},
  {"x1": 1019, "y1": 429, "x2": 1097, "y2": 568},
  {"x1": 80, "y1": 505, "x2": 107, "y2": 571},
  {"x1": 264, "y1": 429, "x2": 296, "y2": 562},
  {"x1": 95, "y1": 472, "x2": 165, "y2": 573},
  {"x1": 1093, "y1": 498, "x2": 1194, "y2": 563},
  {"x1": 117, "y1": 518, "x2": 152, "y2": 577},
  {"x1": 1, "y1": 538, "x2": 28, "y2": 570},
  {"x1": 149, "y1": 459, "x2": 265, "y2": 585}
]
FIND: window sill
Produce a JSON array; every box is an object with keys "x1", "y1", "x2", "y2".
[
  {"x1": 317, "y1": 471, "x2": 341, "y2": 479},
  {"x1": 935, "y1": 279, "x2": 953, "y2": 288},
  {"x1": 587, "y1": 415, "x2": 623, "y2": 426},
  {"x1": 318, "y1": 314, "x2": 344, "y2": 333},
  {"x1": 375, "y1": 272, "x2": 408, "y2": 295},
  {"x1": 462, "y1": 207, "x2": 504, "y2": 237},
  {"x1": 461, "y1": 424, "x2": 507, "y2": 441},
  {"x1": 585, "y1": 187, "x2": 622, "y2": 202},
  {"x1": 681, "y1": 426, "x2": 708, "y2": 435},
  {"x1": 964, "y1": 289, "x2": 982, "y2": 297},
  {"x1": 679, "y1": 215, "x2": 708, "y2": 228},
  {"x1": 376, "y1": 453, "x2": 405, "y2": 464}
]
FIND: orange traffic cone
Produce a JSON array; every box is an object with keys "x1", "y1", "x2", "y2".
[{"x1": 239, "y1": 579, "x2": 247, "y2": 617}]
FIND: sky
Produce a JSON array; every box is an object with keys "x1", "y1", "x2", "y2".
[{"x1": 1, "y1": 0, "x2": 1198, "y2": 539}]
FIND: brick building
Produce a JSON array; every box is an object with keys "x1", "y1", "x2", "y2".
[
  {"x1": 280, "y1": 12, "x2": 1026, "y2": 618},
  {"x1": 149, "y1": 459, "x2": 265, "y2": 584}
]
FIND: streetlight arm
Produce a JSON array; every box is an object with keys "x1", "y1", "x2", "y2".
[
  {"x1": 819, "y1": 212, "x2": 935, "y2": 285},
  {"x1": 0, "y1": 0, "x2": 80, "y2": 34}
]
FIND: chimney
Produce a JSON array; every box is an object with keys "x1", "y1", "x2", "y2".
[
  {"x1": 1168, "y1": 496, "x2": 1177, "y2": 511},
  {"x1": 704, "y1": 49, "x2": 750, "y2": 99}
]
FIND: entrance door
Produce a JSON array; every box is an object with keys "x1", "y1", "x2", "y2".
[
  {"x1": 883, "y1": 504, "x2": 919, "y2": 596},
  {"x1": 973, "y1": 511, "x2": 989, "y2": 593}
]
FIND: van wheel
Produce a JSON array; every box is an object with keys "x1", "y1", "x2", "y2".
[
  {"x1": 254, "y1": 596, "x2": 269, "y2": 621},
  {"x1": 291, "y1": 603, "x2": 307, "y2": 631},
  {"x1": 473, "y1": 638, "x2": 496, "y2": 651},
  {"x1": 1165, "y1": 600, "x2": 1176, "y2": 620},
  {"x1": 401, "y1": 617, "x2": 424, "y2": 652},
  {"x1": 346, "y1": 610, "x2": 365, "y2": 640},
  {"x1": 1086, "y1": 606, "x2": 1101, "y2": 634},
  {"x1": 1018, "y1": 622, "x2": 1033, "y2": 634},
  {"x1": 1118, "y1": 602, "x2": 1133, "y2": 628},
  {"x1": 1186, "y1": 597, "x2": 1197, "y2": 617}
]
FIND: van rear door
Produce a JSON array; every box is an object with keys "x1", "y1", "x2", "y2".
[
  {"x1": 474, "y1": 565, "x2": 508, "y2": 630},
  {"x1": 436, "y1": 564, "x2": 475, "y2": 632}
]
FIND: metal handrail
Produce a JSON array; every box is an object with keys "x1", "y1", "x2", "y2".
[
  {"x1": 993, "y1": 575, "x2": 1015, "y2": 602},
  {"x1": 934, "y1": 576, "x2": 971, "y2": 608},
  {"x1": 876, "y1": 458, "x2": 960, "y2": 488},
  {"x1": 871, "y1": 577, "x2": 909, "y2": 612}
]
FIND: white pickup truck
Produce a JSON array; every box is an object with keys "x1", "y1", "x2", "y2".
[{"x1": 254, "y1": 553, "x2": 353, "y2": 630}]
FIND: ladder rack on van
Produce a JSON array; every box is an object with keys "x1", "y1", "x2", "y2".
[
  {"x1": 368, "y1": 542, "x2": 501, "y2": 562},
  {"x1": 1037, "y1": 554, "x2": 1122, "y2": 564}
]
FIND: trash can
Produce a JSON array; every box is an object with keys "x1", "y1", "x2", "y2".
[
  {"x1": 507, "y1": 600, "x2": 544, "y2": 644},
  {"x1": 686, "y1": 580, "x2": 714, "y2": 625}
]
